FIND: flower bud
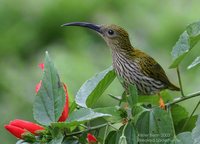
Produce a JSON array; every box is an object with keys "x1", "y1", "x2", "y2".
[
  {"x1": 9, "y1": 119, "x2": 44, "y2": 135},
  {"x1": 5, "y1": 119, "x2": 44, "y2": 139},
  {"x1": 4, "y1": 125, "x2": 26, "y2": 139},
  {"x1": 87, "y1": 133, "x2": 97, "y2": 143}
]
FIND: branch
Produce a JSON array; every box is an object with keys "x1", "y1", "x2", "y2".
[
  {"x1": 65, "y1": 123, "x2": 108, "y2": 137},
  {"x1": 166, "y1": 91, "x2": 200, "y2": 106},
  {"x1": 176, "y1": 67, "x2": 185, "y2": 97},
  {"x1": 103, "y1": 124, "x2": 109, "y2": 144},
  {"x1": 181, "y1": 99, "x2": 200, "y2": 131}
]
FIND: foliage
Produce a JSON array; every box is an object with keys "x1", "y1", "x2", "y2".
[
  {"x1": 170, "y1": 21, "x2": 200, "y2": 68},
  {"x1": 2, "y1": 1, "x2": 200, "y2": 143},
  {"x1": 3, "y1": 12, "x2": 200, "y2": 144},
  {"x1": 75, "y1": 66, "x2": 116, "y2": 108},
  {"x1": 33, "y1": 52, "x2": 66, "y2": 125}
]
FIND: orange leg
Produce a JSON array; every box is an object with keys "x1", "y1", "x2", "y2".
[{"x1": 158, "y1": 93, "x2": 165, "y2": 109}]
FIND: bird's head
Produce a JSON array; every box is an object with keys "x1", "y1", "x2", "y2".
[{"x1": 62, "y1": 22, "x2": 132, "y2": 51}]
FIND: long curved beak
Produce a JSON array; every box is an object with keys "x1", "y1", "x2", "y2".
[{"x1": 61, "y1": 22, "x2": 102, "y2": 34}]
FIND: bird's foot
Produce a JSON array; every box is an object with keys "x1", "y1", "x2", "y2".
[{"x1": 159, "y1": 97, "x2": 165, "y2": 109}]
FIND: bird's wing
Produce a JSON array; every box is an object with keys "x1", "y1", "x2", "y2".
[{"x1": 137, "y1": 54, "x2": 171, "y2": 85}]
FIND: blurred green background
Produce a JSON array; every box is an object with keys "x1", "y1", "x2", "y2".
[{"x1": 1, "y1": 0, "x2": 200, "y2": 143}]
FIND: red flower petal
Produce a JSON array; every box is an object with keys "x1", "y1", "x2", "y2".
[
  {"x1": 9, "y1": 119, "x2": 44, "y2": 135},
  {"x1": 87, "y1": 133, "x2": 97, "y2": 143},
  {"x1": 35, "y1": 80, "x2": 42, "y2": 93},
  {"x1": 4, "y1": 125, "x2": 26, "y2": 139},
  {"x1": 58, "y1": 83, "x2": 69, "y2": 122},
  {"x1": 38, "y1": 63, "x2": 44, "y2": 71}
]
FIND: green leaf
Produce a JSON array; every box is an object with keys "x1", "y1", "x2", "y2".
[
  {"x1": 49, "y1": 133, "x2": 64, "y2": 144},
  {"x1": 105, "y1": 131, "x2": 118, "y2": 144},
  {"x1": 171, "y1": 104, "x2": 188, "y2": 133},
  {"x1": 122, "y1": 123, "x2": 138, "y2": 144},
  {"x1": 94, "y1": 106, "x2": 122, "y2": 122},
  {"x1": 105, "y1": 123, "x2": 138, "y2": 144},
  {"x1": 176, "y1": 115, "x2": 198, "y2": 133},
  {"x1": 61, "y1": 138, "x2": 79, "y2": 144},
  {"x1": 170, "y1": 21, "x2": 200, "y2": 68},
  {"x1": 170, "y1": 31, "x2": 190, "y2": 68},
  {"x1": 66, "y1": 108, "x2": 111, "y2": 122},
  {"x1": 192, "y1": 114, "x2": 200, "y2": 144},
  {"x1": 51, "y1": 121, "x2": 81, "y2": 129},
  {"x1": 136, "y1": 107, "x2": 174, "y2": 144},
  {"x1": 132, "y1": 105, "x2": 146, "y2": 123},
  {"x1": 69, "y1": 101, "x2": 77, "y2": 114},
  {"x1": 75, "y1": 66, "x2": 116, "y2": 108},
  {"x1": 172, "y1": 132, "x2": 194, "y2": 144},
  {"x1": 33, "y1": 52, "x2": 66, "y2": 125},
  {"x1": 51, "y1": 108, "x2": 111, "y2": 129},
  {"x1": 127, "y1": 84, "x2": 138, "y2": 106},
  {"x1": 77, "y1": 132, "x2": 89, "y2": 144},
  {"x1": 187, "y1": 56, "x2": 200, "y2": 69}
]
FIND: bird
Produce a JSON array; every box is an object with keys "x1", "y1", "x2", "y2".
[{"x1": 62, "y1": 22, "x2": 180, "y2": 108}]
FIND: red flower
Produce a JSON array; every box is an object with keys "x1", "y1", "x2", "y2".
[
  {"x1": 38, "y1": 63, "x2": 44, "y2": 71},
  {"x1": 58, "y1": 83, "x2": 69, "y2": 122},
  {"x1": 9, "y1": 119, "x2": 44, "y2": 134},
  {"x1": 35, "y1": 63, "x2": 44, "y2": 93},
  {"x1": 4, "y1": 119, "x2": 44, "y2": 139},
  {"x1": 35, "y1": 80, "x2": 42, "y2": 93},
  {"x1": 4, "y1": 125, "x2": 26, "y2": 139},
  {"x1": 35, "y1": 63, "x2": 69, "y2": 122},
  {"x1": 87, "y1": 133, "x2": 97, "y2": 143}
]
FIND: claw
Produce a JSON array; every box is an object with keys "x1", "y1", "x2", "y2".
[
  {"x1": 158, "y1": 93, "x2": 165, "y2": 109},
  {"x1": 159, "y1": 97, "x2": 165, "y2": 109}
]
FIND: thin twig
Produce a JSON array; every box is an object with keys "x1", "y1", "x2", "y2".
[
  {"x1": 166, "y1": 91, "x2": 200, "y2": 106},
  {"x1": 103, "y1": 123, "x2": 109, "y2": 144},
  {"x1": 168, "y1": 106, "x2": 176, "y2": 136},
  {"x1": 108, "y1": 123, "x2": 119, "y2": 131},
  {"x1": 108, "y1": 94, "x2": 121, "y2": 101},
  {"x1": 176, "y1": 67, "x2": 185, "y2": 97},
  {"x1": 181, "y1": 99, "x2": 200, "y2": 131},
  {"x1": 65, "y1": 123, "x2": 108, "y2": 137},
  {"x1": 79, "y1": 124, "x2": 88, "y2": 129}
]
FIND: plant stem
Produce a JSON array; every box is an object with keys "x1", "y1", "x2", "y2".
[
  {"x1": 103, "y1": 123, "x2": 109, "y2": 144},
  {"x1": 65, "y1": 123, "x2": 108, "y2": 137},
  {"x1": 176, "y1": 67, "x2": 185, "y2": 97},
  {"x1": 168, "y1": 106, "x2": 176, "y2": 138},
  {"x1": 166, "y1": 91, "x2": 200, "y2": 106},
  {"x1": 121, "y1": 123, "x2": 128, "y2": 137},
  {"x1": 181, "y1": 99, "x2": 200, "y2": 131},
  {"x1": 108, "y1": 123, "x2": 119, "y2": 131},
  {"x1": 108, "y1": 94, "x2": 121, "y2": 101},
  {"x1": 79, "y1": 124, "x2": 88, "y2": 129}
]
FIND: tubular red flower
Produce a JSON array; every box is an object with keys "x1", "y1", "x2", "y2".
[
  {"x1": 35, "y1": 63, "x2": 44, "y2": 93},
  {"x1": 58, "y1": 83, "x2": 69, "y2": 122},
  {"x1": 4, "y1": 125, "x2": 26, "y2": 139},
  {"x1": 87, "y1": 133, "x2": 97, "y2": 143},
  {"x1": 9, "y1": 119, "x2": 44, "y2": 135},
  {"x1": 35, "y1": 80, "x2": 42, "y2": 93},
  {"x1": 38, "y1": 63, "x2": 44, "y2": 71}
]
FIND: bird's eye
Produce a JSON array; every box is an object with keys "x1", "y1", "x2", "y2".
[{"x1": 108, "y1": 29, "x2": 114, "y2": 35}]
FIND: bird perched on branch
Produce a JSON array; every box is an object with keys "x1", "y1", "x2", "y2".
[{"x1": 62, "y1": 22, "x2": 180, "y2": 108}]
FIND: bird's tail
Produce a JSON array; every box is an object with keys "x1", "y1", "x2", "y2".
[{"x1": 168, "y1": 83, "x2": 180, "y2": 91}]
